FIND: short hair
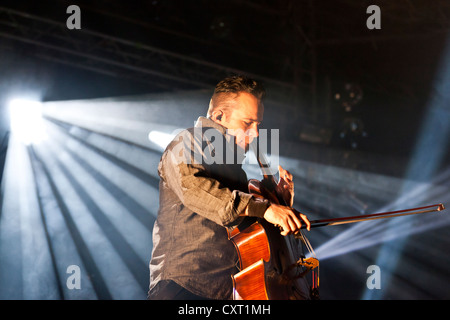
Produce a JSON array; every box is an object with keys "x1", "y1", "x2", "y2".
[{"x1": 207, "y1": 75, "x2": 265, "y2": 118}]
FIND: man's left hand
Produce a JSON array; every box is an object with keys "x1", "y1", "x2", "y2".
[{"x1": 276, "y1": 165, "x2": 294, "y2": 207}]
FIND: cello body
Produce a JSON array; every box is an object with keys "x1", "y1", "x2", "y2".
[{"x1": 228, "y1": 218, "x2": 312, "y2": 300}]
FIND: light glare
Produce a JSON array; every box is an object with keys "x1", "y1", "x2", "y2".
[
  {"x1": 9, "y1": 99, "x2": 47, "y2": 145},
  {"x1": 148, "y1": 130, "x2": 176, "y2": 150}
]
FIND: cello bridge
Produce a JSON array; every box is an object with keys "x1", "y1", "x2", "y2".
[{"x1": 296, "y1": 257, "x2": 319, "y2": 271}]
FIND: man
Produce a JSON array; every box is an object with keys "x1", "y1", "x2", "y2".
[{"x1": 148, "y1": 75, "x2": 310, "y2": 300}]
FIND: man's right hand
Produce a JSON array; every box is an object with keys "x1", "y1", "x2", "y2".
[{"x1": 263, "y1": 203, "x2": 311, "y2": 235}]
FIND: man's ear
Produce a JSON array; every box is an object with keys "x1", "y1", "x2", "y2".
[{"x1": 212, "y1": 110, "x2": 224, "y2": 123}]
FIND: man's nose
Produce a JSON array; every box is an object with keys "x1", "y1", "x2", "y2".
[{"x1": 248, "y1": 124, "x2": 259, "y2": 138}]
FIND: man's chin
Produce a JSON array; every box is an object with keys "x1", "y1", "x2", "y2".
[
  {"x1": 236, "y1": 142, "x2": 248, "y2": 153},
  {"x1": 237, "y1": 137, "x2": 254, "y2": 153}
]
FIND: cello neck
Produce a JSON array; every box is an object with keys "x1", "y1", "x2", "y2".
[{"x1": 250, "y1": 142, "x2": 277, "y2": 188}]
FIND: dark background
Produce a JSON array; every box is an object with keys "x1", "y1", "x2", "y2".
[{"x1": 1, "y1": 0, "x2": 449, "y2": 160}]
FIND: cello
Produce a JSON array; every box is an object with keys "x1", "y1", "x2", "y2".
[{"x1": 228, "y1": 145, "x2": 445, "y2": 300}]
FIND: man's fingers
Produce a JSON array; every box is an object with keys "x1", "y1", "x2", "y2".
[
  {"x1": 289, "y1": 211, "x2": 302, "y2": 231},
  {"x1": 287, "y1": 216, "x2": 299, "y2": 234},
  {"x1": 278, "y1": 164, "x2": 294, "y2": 181},
  {"x1": 265, "y1": 204, "x2": 310, "y2": 235},
  {"x1": 299, "y1": 213, "x2": 311, "y2": 231},
  {"x1": 282, "y1": 211, "x2": 310, "y2": 233},
  {"x1": 279, "y1": 210, "x2": 304, "y2": 234},
  {"x1": 278, "y1": 165, "x2": 293, "y2": 182}
]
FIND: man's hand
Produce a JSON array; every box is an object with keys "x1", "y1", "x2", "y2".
[
  {"x1": 276, "y1": 165, "x2": 294, "y2": 207},
  {"x1": 264, "y1": 203, "x2": 310, "y2": 235}
]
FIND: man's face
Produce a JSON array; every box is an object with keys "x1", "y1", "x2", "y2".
[{"x1": 215, "y1": 92, "x2": 264, "y2": 152}]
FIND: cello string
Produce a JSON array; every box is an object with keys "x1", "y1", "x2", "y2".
[
  {"x1": 300, "y1": 230, "x2": 316, "y2": 259},
  {"x1": 300, "y1": 229, "x2": 320, "y2": 294}
]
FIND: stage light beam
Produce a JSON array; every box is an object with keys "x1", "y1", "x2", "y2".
[
  {"x1": 148, "y1": 130, "x2": 176, "y2": 150},
  {"x1": 8, "y1": 98, "x2": 47, "y2": 145}
]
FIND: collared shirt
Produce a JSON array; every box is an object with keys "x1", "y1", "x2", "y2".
[{"x1": 149, "y1": 117, "x2": 269, "y2": 299}]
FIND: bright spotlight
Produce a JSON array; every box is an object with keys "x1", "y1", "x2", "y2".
[
  {"x1": 8, "y1": 98, "x2": 48, "y2": 145},
  {"x1": 148, "y1": 130, "x2": 176, "y2": 150}
]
